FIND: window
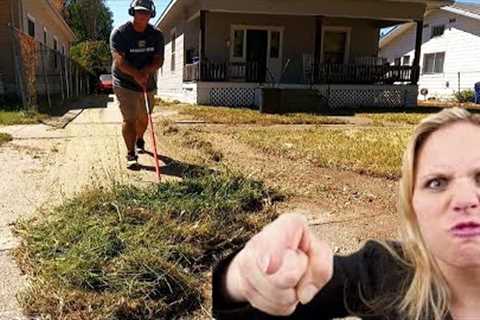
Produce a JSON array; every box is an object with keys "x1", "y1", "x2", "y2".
[
  {"x1": 270, "y1": 31, "x2": 280, "y2": 59},
  {"x1": 43, "y1": 28, "x2": 47, "y2": 45},
  {"x1": 323, "y1": 30, "x2": 349, "y2": 64},
  {"x1": 394, "y1": 57, "x2": 401, "y2": 66},
  {"x1": 402, "y1": 55, "x2": 410, "y2": 66},
  {"x1": 431, "y1": 25, "x2": 445, "y2": 38},
  {"x1": 27, "y1": 18, "x2": 35, "y2": 38},
  {"x1": 422, "y1": 52, "x2": 445, "y2": 74},
  {"x1": 170, "y1": 30, "x2": 176, "y2": 72},
  {"x1": 233, "y1": 29, "x2": 245, "y2": 59},
  {"x1": 449, "y1": 18, "x2": 456, "y2": 24}
]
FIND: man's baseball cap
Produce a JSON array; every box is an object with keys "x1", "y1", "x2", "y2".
[{"x1": 133, "y1": 0, "x2": 154, "y2": 12}]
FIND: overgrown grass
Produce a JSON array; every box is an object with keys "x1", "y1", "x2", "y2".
[
  {"x1": 0, "y1": 110, "x2": 48, "y2": 125},
  {"x1": 238, "y1": 126, "x2": 413, "y2": 179},
  {"x1": 359, "y1": 112, "x2": 429, "y2": 125},
  {"x1": 14, "y1": 170, "x2": 280, "y2": 320},
  {"x1": 176, "y1": 105, "x2": 348, "y2": 125},
  {"x1": 0, "y1": 133, "x2": 12, "y2": 146}
]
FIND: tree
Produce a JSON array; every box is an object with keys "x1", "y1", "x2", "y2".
[
  {"x1": 64, "y1": 0, "x2": 113, "y2": 43},
  {"x1": 70, "y1": 41, "x2": 111, "y2": 75}
]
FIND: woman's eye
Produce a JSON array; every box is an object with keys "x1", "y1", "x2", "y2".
[
  {"x1": 425, "y1": 178, "x2": 448, "y2": 190},
  {"x1": 476, "y1": 173, "x2": 480, "y2": 185}
]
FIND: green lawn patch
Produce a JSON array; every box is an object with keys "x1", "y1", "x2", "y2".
[
  {"x1": 176, "y1": 105, "x2": 348, "y2": 125},
  {"x1": 0, "y1": 133, "x2": 12, "y2": 146},
  {"x1": 0, "y1": 110, "x2": 48, "y2": 125},
  {"x1": 14, "y1": 170, "x2": 280, "y2": 319},
  {"x1": 238, "y1": 126, "x2": 413, "y2": 179}
]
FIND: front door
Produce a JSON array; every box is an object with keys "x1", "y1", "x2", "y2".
[
  {"x1": 267, "y1": 30, "x2": 282, "y2": 83},
  {"x1": 246, "y1": 30, "x2": 268, "y2": 82}
]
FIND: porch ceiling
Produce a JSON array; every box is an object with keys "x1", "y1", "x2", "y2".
[
  {"x1": 156, "y1": 0, "x2": 449, "y2": 30},
  {"x1": 203, "y1": 0, "x2": 426, "y2": 21}
]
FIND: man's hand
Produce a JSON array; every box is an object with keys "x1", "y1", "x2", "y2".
[
  {"x1": 223, "y1": 214, "x2": 334, "y2": 316},
  {"x1": 133, "y1": 71, "x2": 149, "y2": 89}
]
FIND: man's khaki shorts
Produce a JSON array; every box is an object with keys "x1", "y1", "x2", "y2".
[{"x1": 113, "y1": 86, "x2": 154, "y2": 121}]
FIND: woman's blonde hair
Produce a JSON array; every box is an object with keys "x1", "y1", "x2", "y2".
[{"x1": 395, "y1": 107, "x2": 480, "y2": 320}]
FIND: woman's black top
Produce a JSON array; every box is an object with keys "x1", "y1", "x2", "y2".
[{"x1": 212, "y1": 241, "x2": 453, "y2": 320}]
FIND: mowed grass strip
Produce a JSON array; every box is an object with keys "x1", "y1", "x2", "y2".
[
  {"x1": 0, "y1": 110, "x2": 47, "y2": 125},
  {"x1": 14, "y1": 170, "x2": 280, "y2": 320},
  {"x1": 359, "y1": 112, "x2": 429, "y2": 125},
  {"x1": 238, "y1": 126, "x2": 413, "y2": 179},
  {"x1": 176, "y1": 105, "x2": 348, "y2": 125},
  {"x1": 0, "y1": 133, "x2": 12, "y2": 146}
]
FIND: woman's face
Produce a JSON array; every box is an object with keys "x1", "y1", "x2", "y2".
[{"x1": 413, "y1": 121, "x2": 480, "y2": 268}]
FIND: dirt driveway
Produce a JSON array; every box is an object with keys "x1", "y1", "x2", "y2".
[{"x1": 0, "y1": 97, "x2": 399, "y2": 319}]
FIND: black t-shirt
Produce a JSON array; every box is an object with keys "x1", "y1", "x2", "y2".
[
  {"x1": 212, "y1": 241, "x2": 454, "y2": 320},
  {"x1": 110, "y1": 22, "x2": 164, "y2": 92}
]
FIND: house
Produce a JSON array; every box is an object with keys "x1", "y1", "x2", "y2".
[
  {"x1": 154, "y1": 0, "x2": 451, "y2": 110},
  {"x1": 380, "y1": 2, "x2": 480, "y2": 100},
  {"x1": 0, "y1": 0, "x2": 75, "y2": 102}
]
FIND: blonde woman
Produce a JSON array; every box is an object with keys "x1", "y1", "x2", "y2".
[{"x1": 212, "y1": 107, "x2": 480, "y2": 320}]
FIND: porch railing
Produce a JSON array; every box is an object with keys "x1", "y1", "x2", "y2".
[
  {"x1": 314, "y1": 64, "x2": 417, "y2": 85},
  {"x1": 184, "y1": 61, "x2": 418, "y2": 84},
  {"x1": 183, "y1": 61, "x2": 264, "y2": 82}
]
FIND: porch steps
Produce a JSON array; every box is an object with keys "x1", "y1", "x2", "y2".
[{"x1": 261, "y1": 88, "x2": 328, "y2": 114}]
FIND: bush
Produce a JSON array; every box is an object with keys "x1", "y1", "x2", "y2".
[{"x1": 454, "y1": 89, "x2": 475, "y2": 103}]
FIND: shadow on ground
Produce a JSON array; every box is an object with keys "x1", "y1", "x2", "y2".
[
  {"x1": 39, "y1": 94, "x2": 113, "y2": 116},
  {"x1": 130, "y1": 150, "x2": 215, "y2": 179}
]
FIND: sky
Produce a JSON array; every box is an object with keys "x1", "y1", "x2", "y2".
[
  {"x1": 105, "y1": 0, "x2": 480, "y2": 29},
  {"x1": 105, "y1": 0, "x2": 171, "y2": 28}
]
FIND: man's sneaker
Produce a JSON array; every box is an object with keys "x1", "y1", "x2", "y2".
[
  {"x1": 136, "y1": 138, "x2": 145, "y2": 153},
  {"x1": 126, "y1": 152, "x2": 138, "y2": 169}
]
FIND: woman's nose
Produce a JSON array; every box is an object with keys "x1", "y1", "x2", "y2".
[{"x1": 452, "y1": 180, "x2": 480, "y2": 213}]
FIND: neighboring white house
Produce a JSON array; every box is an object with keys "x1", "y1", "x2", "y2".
[
  {"x1": 154, "y1": 0, "x2": 450, "y2": 109},
  {"x1": 380, "y1": 2, "x2": 480, "y2": 100}
]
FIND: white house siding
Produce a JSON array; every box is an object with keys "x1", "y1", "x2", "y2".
[
  {"x1": 380, "y1": 9, "x2": 480, "y2": 99},
  {"x1": 157, "y1": 19, "x2": 191, "y2": 101}
]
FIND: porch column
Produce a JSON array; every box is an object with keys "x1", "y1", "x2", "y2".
[
  {"x1": 412, "y1": 20, "x2": 423, "y2": 85},
  {"x1": 199, "y1": 10, "x2": 206, "y2": 81},
  {"x1": 313, "y1": 16, "x2": 323, "y2": 84}
]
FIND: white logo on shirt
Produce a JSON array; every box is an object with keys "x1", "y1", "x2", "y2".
[{"x1": 130, "y1": 47, "x2": 155, "y2": 53}]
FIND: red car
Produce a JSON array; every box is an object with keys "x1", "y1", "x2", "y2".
[{"x1": 96, "y1": 74, "x2": 113, "y2": 93}]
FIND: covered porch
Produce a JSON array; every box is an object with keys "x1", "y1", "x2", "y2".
[
  {"x1": 179, "y1": 0, "x2": 427, "y2": 87},
  {"x1": 155, "y1": 0, "x2": 448, "y2": 108}
]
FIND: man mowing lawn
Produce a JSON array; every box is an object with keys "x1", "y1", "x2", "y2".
[{"x1": 110, "y1": 0, "x2": 164, "y2": 169}]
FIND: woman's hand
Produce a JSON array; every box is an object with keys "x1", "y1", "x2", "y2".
[{"x1": 223, "y1": 214, "x2": 334, "y2": 316}]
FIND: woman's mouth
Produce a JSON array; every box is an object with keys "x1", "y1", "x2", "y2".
[{"x1": 450, "y1": 222, "x2": 480, "y2": 238}]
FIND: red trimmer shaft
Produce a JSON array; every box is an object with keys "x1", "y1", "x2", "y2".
[{"x1": 143, "y1": 88, "x2": 161, "y2": 182}]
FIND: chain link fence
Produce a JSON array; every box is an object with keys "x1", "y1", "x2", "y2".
[{"x1": 9, "y1": 25, "x2": 96, "y2": 114}]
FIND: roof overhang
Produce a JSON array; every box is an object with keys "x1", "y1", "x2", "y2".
[
  {"x1": 155, "y1": 0, "x2": 443, "y2": 31},
  {"x1": 379, "y1": 0, "x2": 455, "y2": 48},
  {"x1": 43, "y1": 0, "x2": 76, "y2": 40},
  {"x1": 442, "y1": 5, "x2": 480, "y2": 21}
]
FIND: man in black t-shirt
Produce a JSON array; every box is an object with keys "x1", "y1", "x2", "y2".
[{"x1": 110, "y1": 0, "x2": 164, "y2": 168}]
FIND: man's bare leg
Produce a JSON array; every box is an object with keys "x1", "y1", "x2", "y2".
[
  {"x1": 136, "y1": 114, "x2": 148, "y2": 141},
  {"x1": 122, "y1": 120, "x2": 137, "y2": 154}
]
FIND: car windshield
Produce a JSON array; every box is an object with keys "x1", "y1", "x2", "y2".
[{"x1": 99, "y1": 74, "x2": 112, "y2": 81}]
